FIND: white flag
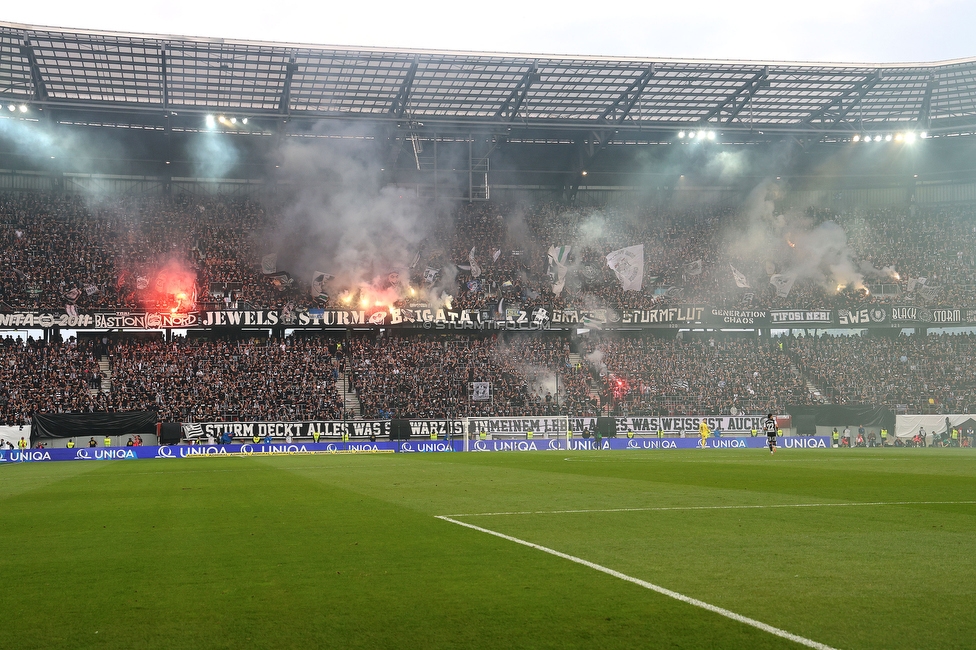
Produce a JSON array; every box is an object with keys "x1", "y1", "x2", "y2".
[
  {"x1": 469, "y1": 247, "x2": 482, "y2": 279},
  {"x1": 683, "y1": 259, "x2": 703, "y2": 277},
  {"x1": 136, "y1": 276, "x2": 149, "y2": 290},
  {"x1": 471, "y1": 382, "x2": 491, "y2": 401},
  {"x1": 261, "y1": 254, "x2": 277, "y2": 275},
  {"x1": 424, "y1": 267, "x2": 439, "y2": 285},
  {"x1": 492, "y1": 249, "x2": 501, "y2": 263},
  {"x1": 310, "y1": 271, "x2": 332, "y2": 298},
  {"x1": 547, "y1": 245, "x2": 572, "y2": 295},
  {"x1": 84, "y1": 284, "x2": 99, "y2": 296},
  {"x1": 918, "y1": 285, "x2": 939, "y2": 302},
  {"x1": 769, "y1": 273, "x2": 797, "y2": 298},
  {"x1": 730, "y1": 264, "x2": 750, "y2": 288},
  {"x1": 606, "y1": 245, "x2": 644, "y2": 292}
]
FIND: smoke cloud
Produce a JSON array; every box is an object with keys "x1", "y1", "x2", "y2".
[{"x1": 266, "y1": 130, "x2": 445, "y2": 305}]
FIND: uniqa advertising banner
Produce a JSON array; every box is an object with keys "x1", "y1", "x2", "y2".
[{"x1": 0, "y1": 437, "x2": 833, "y2": 463}]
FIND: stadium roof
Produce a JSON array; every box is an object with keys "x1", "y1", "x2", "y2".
[{"x1": 2, "y1": 21, "x2": 976, "y2": 139}]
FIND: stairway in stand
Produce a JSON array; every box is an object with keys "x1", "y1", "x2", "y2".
[
  {"x1": 568, "y1": 352, "x2": 602, "y2": 408},
  {"x1": 342, "y1": 370, "x2": 362, "y2": 419},
  {"x1": 89, "y1": 356, "x2": 112, "y2": 397}
]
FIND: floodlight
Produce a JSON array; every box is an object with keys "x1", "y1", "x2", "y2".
[
  {"x1": 581, "y1": 170, "x2": 588, "y2": 176},
  {"x1": 905, "y1": 132, "x2": 917, "y2": 143},
  {"x1": 217, "y1": 115, "x2": 227, "y2": 124},
  {"x1": 241, "y1": 118, "x2": 248, "y2": 124},
  {"x1": 696, "y1": 130, "x2": 706, "y2": 140},
  {"x1": 18, "y1": 105, "x2": 28, "y2": 113},
  {"x1": 7, "y1": 104, "x2": 15, "y2": 112},
  {"x1": 677, "y1": 131, "x2": 685, "y2": 138},
  {"x1": 852, "y1": 134, "x2": 860, "y2": 142},
  {"x1": 885, "y1": 134, "x2": 892, "y2": 141},
  {"x1": 205, "y1": 115, "x2": 216, "y2": 128},
  {"x1": 895, "y1": 133, "x2": 904, "y2": 142},
  {"x1": 874, "y1": 135, "x2": 882, "y2": 142},
  {"x1": 230, "y1": 117, "x2": 237, "y2": 124},
  {"x1": 920, "y1": 131, "x2": 928, "y2": 139},
  {"x1": 707, "y1": 131, "x2": 716, "y2": 140},
  {"x1": 688, "y1": 131, "x2": 696, "y2": 139}
]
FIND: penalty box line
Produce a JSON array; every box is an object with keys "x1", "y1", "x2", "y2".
[
  {"x1": 436, "y1": 515, "x2": 840, "y2": 650},
  {"x1": 442, "y1": 500, "x2": 976, "y2": 518}
]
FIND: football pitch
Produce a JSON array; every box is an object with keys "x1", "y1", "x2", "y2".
[{"x1": 1, "y1": 449, "x2": 974, "y2": 649}]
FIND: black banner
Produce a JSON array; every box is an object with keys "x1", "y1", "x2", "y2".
[
  {"x1": 785, "y1": 405, "x2": 894, "y2": 433},
  {"x1": 31, "y1": 411, "x2": 158, "y2": 442}
]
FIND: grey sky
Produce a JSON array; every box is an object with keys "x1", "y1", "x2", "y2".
[{"x1": 4, "y1": 0, "x2": 974, "y2": 63}]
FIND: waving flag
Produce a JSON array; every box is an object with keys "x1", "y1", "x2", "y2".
[{"x1": 606, "y1": 245, "x2": 644, "y2": 291}]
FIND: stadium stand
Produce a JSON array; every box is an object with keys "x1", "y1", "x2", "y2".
[{"x1": 5, "y1": 193, "x2": 976, "y2": 314}]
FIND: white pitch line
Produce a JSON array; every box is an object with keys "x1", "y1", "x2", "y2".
[
  {"x1": 443, "y1": 500, "x2": 976, "y2": 518},
  {"x1": 436, "y1": 515, "x2": 840, "y2": 650}
]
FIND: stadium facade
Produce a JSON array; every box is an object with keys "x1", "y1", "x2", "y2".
[{"x1": 3, "y1": 23, "x2": 976, "y2": 443}]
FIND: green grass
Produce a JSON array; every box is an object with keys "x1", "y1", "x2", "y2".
[{"x1": 1, "y1": 448, "x2": 974, "y2": 649}]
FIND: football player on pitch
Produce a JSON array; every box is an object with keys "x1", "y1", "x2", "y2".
[
  {"x1": 762, "y1": 414, "x2": 777, "y2": 454},
  {"x1": 698, "y1": 420, "x2": 711, "y2": 449}
]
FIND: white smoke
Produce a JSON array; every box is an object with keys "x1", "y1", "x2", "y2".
[{"x1": 266, "y1": 130, "x2": 443, "y2": 301}]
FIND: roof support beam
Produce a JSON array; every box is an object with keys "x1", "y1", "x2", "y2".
[
  {"x1": 161, "y1": 45, "x2": 169, "y2": 112},
  {"x1": 803, "y1": 71, "x2": 880, "y2": 131},
  {"x1": 278, "y1": 55, "x2": 298, "y2": 115},
  {"x1": 496, "y1": 62, "x2": 538, "y2": 121},
  {"x1": 697, "y1": 67, "x2": 769, "y2": 125},
  {"x1": 917, "y1": 74, "x2": 937, "y2": 131},
  {"x1": 390, "y1": 58, "x2": 419, "y2": 118},
  {"x1": 598, "y1": 65, "x2": 655, "y2": 125},
  {"x1": 19, "y1": 39, "x2": 48, "y2": 102},
  {"x1": 386, "y1": 58, "x2": 421, "y2": 171}
]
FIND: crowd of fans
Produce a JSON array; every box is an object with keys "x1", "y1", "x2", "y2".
[
  {"x1": 108, "y1": 336, "x2": 345, "y2": 422},
  {"x1": 5, "y1": 191, "x2": 976, "y2": 314},
  {"x1": 348, "y1": 333, "x2": 593, "y2": 419},
  {"x1": 5, "y1": 189, "x2": 976, "y2": 423},
  {"x1": 0, "y1": 336, "x2": 105, "y2": 425},
  {"x1": 787, "y1": 332, "x2": 976, "y2": 413},
  {"x1": 4, "y1": 328, "x2": 976, "y2": 422},
  {"x1": 582, "y1": 334, "x2": 812, "y2": 416}
]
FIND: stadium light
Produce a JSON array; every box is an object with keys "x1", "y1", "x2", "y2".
[
  {"x1": 230, "y1": 117, "x2": 237, "y2": 124},
  {"x1": 18, "y1": 104, "x2": 28, "y2": 113},
  {"x1": 217, "y1": 115, "x2": 227, "y2": 124},
  {"x1": 581, "y1": 170, "x2": 588, "y2": 176},
  {"x1": 873, "y1": 135, "x2": 882, "y2": 142},
  {"x1": 7, "y1": 104, "x2": 15, "y2": 112},
  {"x1": 677, "y1": 131, "x2": 685, "y2": 138},
  {"x1": 688, "y1": 131, "x2": 696, "y2": 139},
  {"x1": 905, "y1": 132, "x2": 917, "y2": 143},
  {"x1": 895, "y1": 133, "x2": 904, "y2": 142},
  {"x1": 852, "y1": 134, "x2": 861, "y2": 142},
  {"x1": 885, "y1": 134, "x2": 893, "y2": 141},
  {"x1": 241, "y1": 118, "x2": 248, "y2": 125},
  {"x1": 205, "y1": 114, "x2": 216, "y2": 128},
  {"x1": 920, "y1": 131, "x2": 928, "y2": 139},
  {"x1": 696, "y1": 130, "x2": 706, "y2": 140},
  {"x1": 707, "y1": 131, "x2": 716, "y2": 140}
]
